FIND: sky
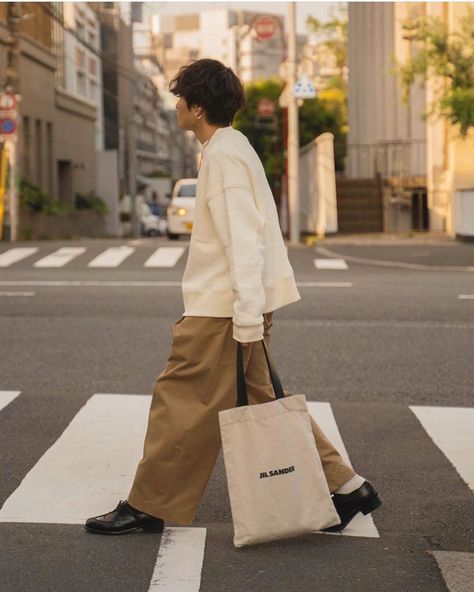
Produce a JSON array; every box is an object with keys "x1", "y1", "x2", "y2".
[{"x1": 148, "y1": 1, "x2": 341, "y2": 36}]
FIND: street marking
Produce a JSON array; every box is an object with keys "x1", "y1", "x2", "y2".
[
  {"x1": 0, "y1": 394, "x2": 151, "y2": 524},
  {"x1": 144, "y1": 247, "x2": 186, "y2": 268},
  {"x1": 297, "y1": 282, "x2": 353, "y2": 287},
  {"x1": 148, "y1": 527, "x2": 206, "y2": 592},
  {"x1": 87, "y1": 246, "x2": 135, "y2": 267},
  {"x1": 432, "y1": 550, "x2": 474, "y2": 592},
  {"x1": 307, "y1": 401, "x2": 380, "y2": 538},
  {"x1": 0, "y1": 291, "x2": 35, "y2": 297},
  {"x1": 458, "y1": 295, "x2": 474, "y2": 299},
  {"x1": 0, "y1": 391, "x2": 21, "y2": 413},
  {"x1": 432, "y1": 551, "x2": 474, "y2": 592},
  {"x1": 314, "y1": 258, "x2": 348, "y2": 270},
  {"x1": 33, "y1": 247, "x2": 86, "y2": 267},
  {"x1": 0, "y1": 280, "x2": 352, "y2": 288},
  {"x1": 0, "y1": 247, "x2": 38, "y2": 267},
  {"x1": 410, "y1": 406, "x2": 474, "y2": 490},
  {"x1": 315, "y1": 246, "x2": 474, "y2": 272},
  {"x1": 0, "y1": 280, "x2": 183, "y2": 287}
]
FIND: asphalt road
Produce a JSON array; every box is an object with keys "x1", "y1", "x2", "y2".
[{"x1": 0, "y1": 236, "x2": 473, "y2": 592}]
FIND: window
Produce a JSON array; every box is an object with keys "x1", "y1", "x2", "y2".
[
  {"x1": 75, "y1": 46, "x2": 85, "y2": 70},
  {"x1": 88, "y1": 56, "x2": 97, "y2": 76},
  {"x1": 76, "y1": 71, "x2": 86, "y2": 96},
  {"x1": 178, "y1": 184, "x2": 196, "y2": 197}
]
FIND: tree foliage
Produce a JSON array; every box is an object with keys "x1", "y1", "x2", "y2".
[
  {"x1": 305, "y1": 4, "x2": 348, "y2": 83},
  {"x1": 234, "y1": 77, "x2": 347, "y2": 177},
  {"x1": 397, "y1": 6, "x2": 474, "y2": 138}
]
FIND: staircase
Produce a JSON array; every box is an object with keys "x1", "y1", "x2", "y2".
[{"x1": 335, "y1": 178, "x2": 384, "y2": 233}]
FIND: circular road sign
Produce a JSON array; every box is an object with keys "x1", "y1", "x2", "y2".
[
  {"x1": 0, "y1": 118, "x2": 17, "y2": 135},
  {"x1": 254, "y1": 16, "x2": 278, "y2": 41},
  {"x1": 0, "y1": 92, "x2": 17, "y2": 111}
]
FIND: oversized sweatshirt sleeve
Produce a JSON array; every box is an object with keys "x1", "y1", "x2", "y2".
[{"x1": 205, "y1": 152, "x2": 266, "y2": 343}]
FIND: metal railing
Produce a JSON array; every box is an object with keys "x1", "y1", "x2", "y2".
[{"x1": 346, "y1": 140, "x2": 426, "y2": 180}]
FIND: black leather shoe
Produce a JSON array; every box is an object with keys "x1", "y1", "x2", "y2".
[
  {"x1": 322, "y1": 480, "x2": 382, "y2": 532},
  {"x1": 84, "y1": 500, "x2": 165, "y2": 535}
]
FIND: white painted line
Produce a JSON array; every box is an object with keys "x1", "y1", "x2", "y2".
[
  {"x1": 410, "y1": 406, "x2": 474, "y2": 491},
  {"x1": 433, "y1": 550, "x2": 474, "y2": 592},
  {"x1": 0, "y1": 391, "x2": 21, "y2": 413},
  {"x1": 458, "y1": 295, "x2": 474, "y2": 300},
  {"x1": 307, "y1": 401, "x2": 380, "y2": 538},
  {"x1": 33, "y1": 247, "x2": 86, "y2": 267},
  {"x1": 315, "y1": 246, "x2": 474, "y2": 272},
  {"x1": 148, "y1": 527, "x2": 206, "y2": 592},
  {"x1": 0, "y1": 280, "x2": 352, "y2": 289},
  {"x1": 297, "y1": 281, "x2": 353, "y2": 287},
  {"x1": 87, "y1": 246, "x2": 135, "y2": 267},
  {"x1": 0, "y1": 291, "x2": 35, "y2": 297},
  {"x1": 314, "y1": 258, "x2": 348, "y2": 270},
  {"x1": 144, "y1": 247, "x2": 185, "y2": 268},
  {"x1": 0, "y1": 280, "x2": 182, "y2": 287},
  {"x1": 0, "y1": 247, "x2": 38, "y2": 267},
  {"x1": 0, "y1": 393, "x2": 151, "y2": 523}
]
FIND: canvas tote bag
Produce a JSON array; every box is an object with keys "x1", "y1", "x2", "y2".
[{"x1": 218, "y1": 339, "x2": 341, "y2": 548}]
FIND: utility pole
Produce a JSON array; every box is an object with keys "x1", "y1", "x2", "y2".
[
  {"x1": 128, "y1": 112, "x2": 139, "y2": 238},
  {"x1": 2, "y1": 2, "x2": 22, "y2": 242},
  {"x1": 286, "y1": 2, "x2": 300, "y2": 246}
]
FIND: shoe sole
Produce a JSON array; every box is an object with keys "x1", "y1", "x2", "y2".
[
  {"x1": 324, "y1": 494, "x2": 382, "y2": 532},
  {"x1": 84, "y1": 523, "x2": 164, "y2": 535}
]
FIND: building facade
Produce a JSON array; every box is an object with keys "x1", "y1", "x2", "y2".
[
  {"x1": 346, "y1": 1, "x2": 474, "y2": 235},
  {"x1": 0, "y1": 2, "x2": 97, "y2": 207}
]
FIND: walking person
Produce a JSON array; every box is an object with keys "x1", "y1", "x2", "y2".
[{"x1": 85, "y1": 59, "x2": 381, "y2": 536}]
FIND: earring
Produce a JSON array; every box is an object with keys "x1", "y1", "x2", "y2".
[{"x1": 195, "y1": 112, "x2": 202, "y2": 119}]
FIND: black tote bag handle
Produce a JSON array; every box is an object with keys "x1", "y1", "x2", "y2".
[{"x1": 236, "y1": 339, "x2": 286, "y2": 407}]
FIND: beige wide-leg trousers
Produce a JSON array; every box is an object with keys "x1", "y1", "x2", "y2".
[{"x1": 127, "y1": 311, "x2": 356, "y2": 525}]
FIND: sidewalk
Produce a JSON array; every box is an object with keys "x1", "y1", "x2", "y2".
[{"x1": 303, "y1": 231, "x2": 459, "y2": 247}]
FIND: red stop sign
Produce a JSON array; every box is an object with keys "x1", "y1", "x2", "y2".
[
  {"x1": 257, "y1": 99, "x2": 275, "y2": 117},
  {"x1": 254, "y1": 16, "x2": 278, "y2": 41}
]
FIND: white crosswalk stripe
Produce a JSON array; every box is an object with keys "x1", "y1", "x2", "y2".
[
  {"x1": 410, "y1": 406, "x2": 474, "y2": 491},
  {"x1": 87, "y1": 246, "x2": 136, "y2": 267},
  {"x1": 0, "y1": 390, "x2": 21, "y2": 413},
  {"x1": 33, "y1": 247, "x2": 87, "y2": 267},
  {"x1": 307, "y1": 402, "x2": 379, "y2": 538},
  {"x1": 144, "y1": 247, "x2": 186, "y2": 268},
  {"x1": 0, "y1": 247, "x2": 38, "y2": 267},
  {"x1": 314, "y1": 258, "x2": 348, "y2": 270},
  {"x1": 149, "y1": 527, "x2": 207, "y2": 592}
]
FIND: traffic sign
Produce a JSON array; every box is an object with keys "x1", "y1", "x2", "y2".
[
  {"x1": 0, "y1": 91, "x2": 17, "y2": 112},
  {"x1": 254, "y1": 16, "x2": 278, "y2": 41},
  {"x1": 294, "y1": 73, "x2": 316, "y2": 99},
  {"x1": 0, "y1": 118, "x2": 16, "y2": 135}
]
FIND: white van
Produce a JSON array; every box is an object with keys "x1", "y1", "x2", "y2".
[{"x1": 167, "y1": 178, "x2": 197, "y2": 240}]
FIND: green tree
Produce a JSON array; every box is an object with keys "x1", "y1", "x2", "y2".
[
  {"x1": 234, "y1": 78, "x2": 284, "y2": 192},
  {"x1": 306, "y1": 3, "x2": 348, "y2": 87},
  {"x1": 234, "y1": 77, "x2": 347, "y2": 180},
  {"x1": 396, "y1": 6, "x2": 474, "y2": 138}
]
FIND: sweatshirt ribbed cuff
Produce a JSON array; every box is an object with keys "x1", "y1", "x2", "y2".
[{"x1": 233, "y1": 322, "x2": 264, "y2": 343}]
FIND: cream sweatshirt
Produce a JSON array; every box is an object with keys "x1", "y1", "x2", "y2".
[{"x1": 181, "y1": 125, "x2": 301, "y2": 343}]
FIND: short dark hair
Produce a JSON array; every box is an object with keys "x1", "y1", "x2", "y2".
[{"x1": 169, "y1": 59, "x2": 247, "y2": 126}]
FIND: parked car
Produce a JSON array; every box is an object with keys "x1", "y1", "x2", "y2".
[
  {"x1": 140, "y1": 202, "x2": 168, "y2": 237},
  {"x1": 167, "y1": 178, "x2": 197, "y2": 239}
]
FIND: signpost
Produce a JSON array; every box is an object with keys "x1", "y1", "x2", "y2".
[{"x1": 0, "y1": 89, "x2": 19, "y2": 240}]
